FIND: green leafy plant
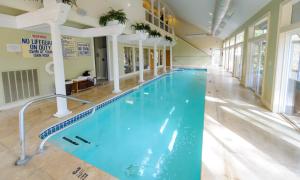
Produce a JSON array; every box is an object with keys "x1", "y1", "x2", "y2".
[
  {"x1": 165, "y1": 35, "x2": 173, "y2": 42},
  {"x1": 131, "y1": 23, "x2": 151, "y2": 32},
  {"x1": 149, "y1": 30, "x2": 162, "y2": 38},
  {"x1": 99, "y1": 9, "x2": 127, "y2": 26}
]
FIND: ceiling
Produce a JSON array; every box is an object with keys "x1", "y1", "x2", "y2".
[{"x1": 164, "y1": 0, "x2": 272, "y2": 39}]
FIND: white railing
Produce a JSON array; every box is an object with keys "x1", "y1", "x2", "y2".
[{"x1": 15, "y1": 94, "x2": 96, "y2": 166}]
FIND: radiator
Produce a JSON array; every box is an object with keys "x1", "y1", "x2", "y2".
[{"x1": 2, "y1": 69, "x2": 40, "y2": 103}]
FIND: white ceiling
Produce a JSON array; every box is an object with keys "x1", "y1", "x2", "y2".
[{"x1": 164, "y1": 0, "x2": 271, "y2": 39}]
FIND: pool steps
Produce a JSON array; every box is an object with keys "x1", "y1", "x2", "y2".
[{"x1": 62, "y1": 137, "x2": 79, "y2": 146}]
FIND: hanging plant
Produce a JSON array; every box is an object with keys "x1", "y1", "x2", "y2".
[
  {"x1": 28, "y1": 0, "x2": 77, "y2": 7},
  {"x1": 165, "y1": 35, "x2": 173, "y2": 42},
  {"x1": 149, "y1": 30, "x2": 162, "y2": 38},
  {"x1": 99, "y1": 9, "x2": 127, "y2": 26},
  {"x1": 131, "y1": 23, "x2": 151, "y2": 33}
]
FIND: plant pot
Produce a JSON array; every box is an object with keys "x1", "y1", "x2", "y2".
[{"x1": 107, "y1": 20, "x2": 120, "y2": 26}]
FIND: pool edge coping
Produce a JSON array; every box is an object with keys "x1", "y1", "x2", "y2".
[{"x1": 39, "y1": 68, "x2": 207, "y2": 141}]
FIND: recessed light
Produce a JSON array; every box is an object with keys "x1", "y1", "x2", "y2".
[
  {"x1": 127, "y1": 3, "x2": 131, "y2": 7},
  {"x1": 209, "y1": 12, "x2": 213, "y2": 16}
]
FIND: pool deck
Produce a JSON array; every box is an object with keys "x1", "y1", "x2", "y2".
[{"x1": 0, "y1": 67, "x2": 299, "y2": 179}]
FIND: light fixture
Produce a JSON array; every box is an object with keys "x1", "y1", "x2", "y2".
[
  {"x1": 209, "y1": 12, "x2": 213, "y2": 16},
  {"x1": 127, "y1": 3, "x2": 131, "y2": 7}
]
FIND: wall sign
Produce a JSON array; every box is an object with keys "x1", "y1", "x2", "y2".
[
  {"x1": 21, "y1": 34, "x2": 91, "y2": 58},
  {"x1": 62, "y1": 36, "x2": 77, "y2": 58},
  {"x1": 77, "y1": 42, "x2": 91, "y2": 56},
  {"x1": 21, "y1": 34, "x2": 52, "y2": 58},
  {"x1": 6, "y1": 44, "x2": 21, "y2": 53}
]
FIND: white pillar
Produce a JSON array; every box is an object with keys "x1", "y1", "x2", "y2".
[
  {"x1": 154, "y1": 43, "x2": 158, "y2": 76},
  {"x1": 112, "y1": 35, "x2": 121, "y2": 93},
  {"x1": 132, "y1": 48, "x2": 136, "y2": 72},
  {"x1": 163, "y1": 45, "x2": 167, "y2": 72},
  {"x1": 49, "y1": 23, "x2": 71, "y2": 118},
  {"x1": 139, "y1": 40, "x2": 144, "y2": 83},
  {"x1": 170, "y1": 46, "x2": 173, "y2": 70}
]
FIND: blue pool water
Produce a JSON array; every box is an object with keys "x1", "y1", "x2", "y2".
[{"x1": 49, "y1": 69, "x2": 207, "y2": 180}]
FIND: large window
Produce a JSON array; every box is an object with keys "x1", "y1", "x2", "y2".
[
  {"x1": 247, "y1": 17, "x2": 269, "y2": 96},
  {"x1": 291, "y1": 1, "x2": 300, "y2": 24},
  {"x1": 144, "y1": 48, "x2": 150, "y2": 70},
  {"x1": 285, "y1": 34, "x2": 300, "y2": 115},
  {"x1": 234, "y1": 31, "x2": 245, "y2": 79},
  {"x1": 124, "y1": 47, "x2": 134, "y2": 74}
]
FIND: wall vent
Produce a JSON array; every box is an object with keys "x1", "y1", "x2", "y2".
[{"x1": 2, "y1": 69, "x2": 40, "y2": 103}]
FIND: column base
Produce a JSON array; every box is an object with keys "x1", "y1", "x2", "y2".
[
  {"x1": 54, "y1": 110, "x2": 72, "y2": 118},
  {"x1": 139, "y1": 80, "x2": 145, "y2": 83},
  {"x1": 113, "y1": 89, "x2": 122, "y2": 94}
]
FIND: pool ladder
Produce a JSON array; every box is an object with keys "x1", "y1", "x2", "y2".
[{"x1": 15, "y1": 94, "x2": 96, "y2": 166}]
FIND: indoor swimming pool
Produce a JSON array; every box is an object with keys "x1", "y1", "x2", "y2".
[{"x1": 48, "y1": 69, "x2": 207, "y2": 179}]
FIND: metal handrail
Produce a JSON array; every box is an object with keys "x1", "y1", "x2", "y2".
[{"x1": 15, "y1": 94, "x2": 95, "y2": 166}]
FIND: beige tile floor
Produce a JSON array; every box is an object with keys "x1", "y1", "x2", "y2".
[{"x1": 0, "y1": 67, "x2": 299, "y2": 180}]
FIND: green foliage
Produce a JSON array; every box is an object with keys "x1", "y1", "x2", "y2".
[
  {"x1": 131, "y1": 23, "x2": 151, "y2": 32},
  {"x1": 149, "y1": 30, "x2": 162, "y2": 38},
  {"x1": 99, "y1": 9, "x2": 127, "y2": 26},
  {"x1": 165, "y1": 35, "x2": 173, "y2": 42}
]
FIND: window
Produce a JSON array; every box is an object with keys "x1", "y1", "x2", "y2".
[
  {"x1": 159, "y1": 49, "x2": 163, "y2": 66},
  {"x1": 135, "y1": 48, "x2": 139, "y2": 71},
  {"x1": 236, "y1": 32, "x2": 244, "y2": 44},
  {"x1": 254, "y1": 20, "x2": 268, "y2": 37},
  {"x1": 144, "y1": 48, "x2": 149, "y2": 69},
  {"x1": 291, "y1": 1, "x2": 300, "y2": 24},
  {"x1": 124, "y1": 47, "x2": 134, "y2": 74}
]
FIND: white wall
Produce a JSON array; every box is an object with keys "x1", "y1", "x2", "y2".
[{"x1": 173, "y1": 37, "x2": 212, "y2": 67}]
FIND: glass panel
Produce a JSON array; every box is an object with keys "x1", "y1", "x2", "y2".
[
  {"x1": 254, "y1": 20, "x2": 268, "y2": 37},
  {"x1": 229, "y1": 47, "x2": 235, "y2": 72},
  {"x1": 291, "y1": 1, "x2": 300, "y2": 24},
  {"x1": 124, "y1": 47, "x2": 134, "y2": 74},
  {"x1": 234, "y1": 45, "x2": 243, "y2": 79},
  {"x1": 230, "y1": 37, "x2": 235, "y2": 46},
  {"x1": 285, "y1": 34, "x2": 300, "y2": 115},
  {"x1": 236, "y1": 32, "x2": 244, "y2": 44},
  {"x1": 135, "y1": 48, "x2": 139, "y2": 71},
  {"x1": 144, "y1": 48, "x2": 149, "y2": 69},
  {"x1": 159, "y1": 50, "x2": 163, "y2": 65},
  {"x1": 250, "y1": 39, "x2": 267, "y2": 95},
  {"x1": 143, "y1": 0, "x2": 152, "y2": 12}
]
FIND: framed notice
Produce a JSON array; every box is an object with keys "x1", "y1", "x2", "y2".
[
  {"x1": 62, "y1": 36, "x2": 77, "y2": 58},
  {"x1": 21, "y1": 34, "x2": 52, "y2": 58},
  {"x1": 77, "y1": 42, "x2": 91, "y2": 56}
]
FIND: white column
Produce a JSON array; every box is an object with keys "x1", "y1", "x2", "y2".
[
  {"x1": 112, "y1": 35, "x2": 121, "y2": 93},
  {"x1": 170, "y1": 46, "x2": 173, "y2": 70},
  {"x1": 163, "y1": 45, "x2": 167, "y2": 72},
  {"x1": 49, "y1": 23, "x2": 71, "y2": 118},
  {"x1": 154, "y1": 43, "x2": 158, "y2": 76},
  {"x1": 139, "y1": 40, "x2": 144, "y2": 83},
  {"x1": 132, "y1": 48, "x2": 136, "y2": 72}
]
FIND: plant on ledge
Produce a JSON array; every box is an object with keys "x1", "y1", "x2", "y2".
[
  {"x1": 165, "y1": 35, "x2": 173, "y2": 42},
  {"x1": 149, "y1": 30, "x2": 162, "y2": 38},
  {"x1": 131, "y1": 23, "x2": 151, "y2": 33},
  {"x1": 99, "y1": 9, "x2": 127, "y2": 26},
  {"x1": 28, "y1": 0, "x2": 77, "y2": 7}
]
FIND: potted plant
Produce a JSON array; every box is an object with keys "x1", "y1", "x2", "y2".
[
  {"x1": 99, "y1": 9, "x2": 127, "y2": 26},
  {"x1": 165, "y1": 35, "x2": 173, "y2": 42},
  {"x1": 131, "y1": 23, "x2": 151, "y2": 34},
  {"x1": 148, "y1": 30, "x2": 162, "y2": 38}
]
